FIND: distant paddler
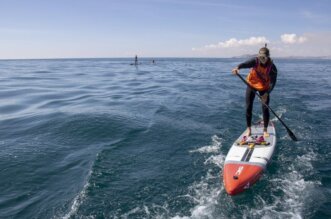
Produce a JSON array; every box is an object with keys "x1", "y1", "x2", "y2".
[{"x1": 135, "y1": 55, "x2": 138, "y2": 66}]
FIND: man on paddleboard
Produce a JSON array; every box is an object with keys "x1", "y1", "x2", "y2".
[{"x1": 232, "y1": 45, "x2": 278, "y2": 137}]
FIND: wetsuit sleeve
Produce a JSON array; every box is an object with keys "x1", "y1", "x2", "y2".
[
  {"x1": 237, "y1": 58, "x2": 257, "y2": 69},
  {"x1": 268, "y1": 64, "x2": 278, "y2": 93}
]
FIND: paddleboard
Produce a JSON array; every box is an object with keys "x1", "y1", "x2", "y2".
[{"x1": 223, "y1": 121, "x2": 276, "y2": 195}]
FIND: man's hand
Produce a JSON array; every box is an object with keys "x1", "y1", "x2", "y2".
[{"x1": 232, "y1": 67, "x2": 239, "y2": 75}]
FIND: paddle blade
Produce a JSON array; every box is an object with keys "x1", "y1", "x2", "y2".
[{"x1": 287, "y1": 128, "x2": 298, "y2": 141}]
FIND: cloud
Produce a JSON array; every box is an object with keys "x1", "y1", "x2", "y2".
[
  {"x1": 191, "y1": 36, "x2": 270, "y2": 57},
  {"x1": 191, "y1": 32, "x2": 331, "y2": 57},
  {"x1": 203, "y1": 36, "x2": 269, "y2": 49},
  {"x1": 281, "y1": 34, "x2": 307, "y2": 44}
]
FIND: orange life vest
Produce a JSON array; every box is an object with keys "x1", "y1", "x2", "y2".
[{"x1": 246, "y1": 58, "x2": 272, "y2": 91}]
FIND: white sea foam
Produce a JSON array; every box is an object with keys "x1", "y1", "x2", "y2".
[
  {"x1": 204, "y1": 154, "x2": 225, "y2": 168},
  {"x1": 272, "y1": 106, "x2": 287, "y2": 121},
  {"x1": 121, "y1": 203, "x2": 170, "y2": 219},
  {"x1": 189, "y1": 135, "x2": 222, "y2": 154},
  {"x1": 169, "y1": 135, "x2": 228, "y2": 219},
  {"x1": 121, "y1": 207, "x2": 141, "y2": 219},
  {"x1": 242, "y1": 149, "x2": 321, "y2": 219},
  {"x1": 120, "y1": 135, "x2": 226, "y2": 219},
  {"x1": 62, "y1": 169, "x2": 93, "y2": 219}
]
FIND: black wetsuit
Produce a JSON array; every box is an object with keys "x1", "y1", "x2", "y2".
[{"x1": 237, "y1": 58, "x2": 278, "y2": 129}]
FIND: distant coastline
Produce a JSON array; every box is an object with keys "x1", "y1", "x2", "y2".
[
  {"x1": 231, "y1": 54, "x2": 331, "y2": 60},
  {"x1": 1, "y1": 56, "x2": 331, "y2": 61}
]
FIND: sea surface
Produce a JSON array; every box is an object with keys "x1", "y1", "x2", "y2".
[{"x1": 0, "y1": 58, "x2": 330, "y2": 219}]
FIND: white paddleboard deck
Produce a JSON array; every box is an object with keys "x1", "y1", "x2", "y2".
[
  {"x1": 223, "y1": 121, "x2": 276, "y2": 195},
  {"x1": 226, "y1": 121, "x2": 276, "y2": 166}
]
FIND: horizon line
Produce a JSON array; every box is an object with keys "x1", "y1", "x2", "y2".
[{"x1": 1, "y1": 56, "x2": 331, "y2": 61}]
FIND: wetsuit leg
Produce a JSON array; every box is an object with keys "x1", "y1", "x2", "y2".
[
  {"x1": 259, "y1": 91, "x2": 270, "y2": 129},
  {"x1": 246, "y1": 86, "x2": 256, "y2": 127}
]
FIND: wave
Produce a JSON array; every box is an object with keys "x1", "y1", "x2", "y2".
[
  {"x1": 170, "y1": 135, "x2": 227, "y2": 219},
  {"x1": 244, "y1": 150, "x2": 321, "y2": 219},
  {"x1": 62, "y1": 168, "x2": 93, "y2": 219},
  {"x1": 119, "y1": 135, "x2": 227, "y2": 219},
  {"x1": 189, "y1": 135, "x2": 222, "y2": 154}
]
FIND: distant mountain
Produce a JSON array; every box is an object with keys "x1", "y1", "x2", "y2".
[
  {"x1": 231, "y1": 54, "x2": 256, "y2": 59},
  {"x1": 232, "y1": 54, "x2": 331, "y2": 59},
  {"x1": 275, "y1": 56, "x2": 331, "y2": 60}
]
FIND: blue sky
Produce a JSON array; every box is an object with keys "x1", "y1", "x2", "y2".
[{"x1": 1, "y1": 0, "x2": 330, "y2": 58}]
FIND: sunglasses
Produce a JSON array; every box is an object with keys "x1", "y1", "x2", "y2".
[{"x1": 258, "y1": 55, "x2": 268, "y2": 64}]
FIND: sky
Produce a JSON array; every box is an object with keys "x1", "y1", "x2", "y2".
[{"x1": 0, "y1": 0, "x2": 331, "y2": 59}]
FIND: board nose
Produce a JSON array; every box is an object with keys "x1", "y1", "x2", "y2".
[
  {"x1": 223, "y1": 164, "x2": 245, "y2": 195},
  {"x1": 224, "y1": 179, "x2": 243, "y2": 195},
  {"x1": 223, "y1": 163, "x2": 264, "y2": 195}
]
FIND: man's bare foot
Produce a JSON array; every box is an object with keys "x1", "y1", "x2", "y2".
[{"x1": 263, "y1": 128, "x2": 269, "y2": 137}]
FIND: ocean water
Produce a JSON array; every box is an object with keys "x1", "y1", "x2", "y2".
[{"x1": 0, "y1": 58, "x2": 330, "y2": 219}]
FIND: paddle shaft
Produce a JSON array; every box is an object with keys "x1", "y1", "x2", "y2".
[{"x1": 236, "y1": 73, "x2": 298, "y2": 141}]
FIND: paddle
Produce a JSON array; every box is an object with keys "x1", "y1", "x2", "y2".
[{"x1": 235, "y1": 73, "x2": 298, "y2": 141}]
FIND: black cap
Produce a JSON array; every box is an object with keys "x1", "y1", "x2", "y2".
[
  {"x1": 259, "y1": 44, "x2": 270, "y2": 57},
  {"x1": 259, "y1": 48, "x2": 270, "y2": 57}
]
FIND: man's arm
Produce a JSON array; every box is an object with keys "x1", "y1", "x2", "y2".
[
  {"x1": 232, "y1": 58, "x2": 256, "y2": 74},
  {"x1": 237, "y1": 58, "x2": 257, "y2": 69}
]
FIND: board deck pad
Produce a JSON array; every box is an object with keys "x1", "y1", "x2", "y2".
[{"x1": 223, "y1": 121, "x2": 276, "y2": 195}]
